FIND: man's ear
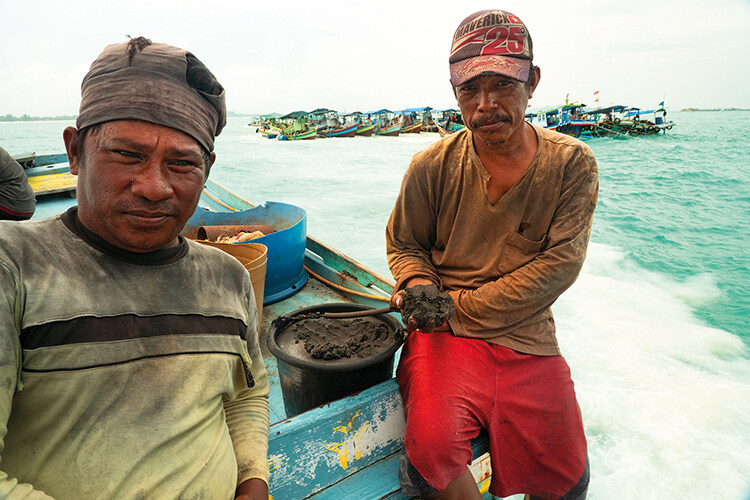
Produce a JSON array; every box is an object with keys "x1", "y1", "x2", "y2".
[
  {"x1": 528, "y1": 66, "x2": 541, "y2": 99},
  {"x1": 63, "y1": 126, "x2": 81, "y2": 175}
]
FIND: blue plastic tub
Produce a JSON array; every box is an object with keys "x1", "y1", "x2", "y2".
[{"x1": 183, "y1": 202, "x2": 308, "y2": 304}]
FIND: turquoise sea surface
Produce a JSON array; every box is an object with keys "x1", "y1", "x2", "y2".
[{"x1": 1, "y1": 112, "x2": 749, "y2": 498}]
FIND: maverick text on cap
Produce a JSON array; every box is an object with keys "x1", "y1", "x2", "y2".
[{"x1": 449, "y1": 10, "x2": 533, "y2": 87}]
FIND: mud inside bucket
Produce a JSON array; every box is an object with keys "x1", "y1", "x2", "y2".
[{"x1": 268, "y1": 303, "x2": 403, "y2": 417}]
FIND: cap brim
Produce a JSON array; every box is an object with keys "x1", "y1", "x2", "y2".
[{"x1": 450, "y1": 55, "x2": 530, "y2": 87}]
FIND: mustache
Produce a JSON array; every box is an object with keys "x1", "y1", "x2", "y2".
[
  {"x1": 117, "y1": 200, "x2": 181, "y2": 216},
  {"x1": 471, "y1": 114, "x2": 511, "y2": 128}
]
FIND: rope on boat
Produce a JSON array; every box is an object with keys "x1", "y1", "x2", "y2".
[
  {"x1": 303, "y1": 265, "x2": 391, "y2": 303},
  {"x1": 594, "y1": 124, "x2": 629, "y2": 138}
]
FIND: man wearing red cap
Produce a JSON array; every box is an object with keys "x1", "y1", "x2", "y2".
[{"x1": 387, "y1": 10, "x2": 597, "y2": 499}]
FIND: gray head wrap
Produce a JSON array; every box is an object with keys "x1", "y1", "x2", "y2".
[{"x1": 76, "y1": 38, "x2": 226, "y2": 154}]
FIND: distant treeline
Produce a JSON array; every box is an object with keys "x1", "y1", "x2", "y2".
[
  {"x1": 680, "y1": 108, "x2": 749, "y2": 112},
  {"x1": 1, "y1": 114, "x2": 77, "y2": 122},
  {"x1": 2, "y1": 111, "x2": 251, "y2": 122}
]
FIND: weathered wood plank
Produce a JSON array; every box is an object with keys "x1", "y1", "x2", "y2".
[
  {"x1": 268, "y1": 380, "x2": 405, "y2": 499},
  {"x1": 305, "y1": 235, "x2": 395, "y2": 293},
  {"x1": 27, "y1": 172, "x2": 77, "y2": 195}
]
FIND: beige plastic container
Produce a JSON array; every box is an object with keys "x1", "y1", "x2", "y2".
[{"x1": 196, "y1": 240, "x2": 268, "y2": 331}]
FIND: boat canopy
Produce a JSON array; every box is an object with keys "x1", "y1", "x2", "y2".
[
  {"x1": 398, "y1": 107, "x2": 433, "y2": 114},
  {"x1": 625, "y1": 109, "x2": 656, "y2": 117},
  {"x1": 362, "y1": 109, "x2": 393, "y2": 115},
  {"x1": 281, "y1": 110, "x2": 309, "y2": 119},
  {"x1": 308, "y1": 108, "x2": 336, "y2": 116},
  {"x1": 526, "y1": 103, "x2": 586, "y2": 118},
  {"x1": 585, "y1": 105, "x2": 626, "y2": 115}
]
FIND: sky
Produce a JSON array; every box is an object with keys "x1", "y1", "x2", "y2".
[{"x1": 1, "y1": 0, "x2": 749, "y2": 116}]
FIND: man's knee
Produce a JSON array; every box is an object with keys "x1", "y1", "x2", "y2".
[
  {"x1": 399, "y1": 450, "x2": 438, "y2": 497},
  {"x1": 559, "y1": 456, "x2": 589, "y2": 500}
]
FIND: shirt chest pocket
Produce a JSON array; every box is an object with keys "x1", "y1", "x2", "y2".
[{"x1": 498, "y1": 231, "x2": 546, "y2": 275}]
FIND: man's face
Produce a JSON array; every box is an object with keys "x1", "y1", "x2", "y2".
[
  {"x1": 64, "y1": 120, "x2": 213, "y2": 253},
  {"x1": 454, "y1": 68, "x2": 540, "y2": 149}
]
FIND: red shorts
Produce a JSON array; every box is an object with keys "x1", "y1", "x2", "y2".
[{"x1": 396, "y1": 331, "x2": 587, "y2": 498}]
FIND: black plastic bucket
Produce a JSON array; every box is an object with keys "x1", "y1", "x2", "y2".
[{"x1": 268, "y1": 303, "x2": 402, "y2": 417}]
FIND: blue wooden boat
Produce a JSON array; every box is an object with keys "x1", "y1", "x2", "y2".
[{"x1": 22, "y1": 153, "x2": 496, "y2": 499}]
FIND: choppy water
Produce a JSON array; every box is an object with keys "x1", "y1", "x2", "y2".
[{"x1": 2, "y1": 112, "x2": 749, "y2": 499}]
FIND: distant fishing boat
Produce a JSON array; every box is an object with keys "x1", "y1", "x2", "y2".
[
  {"x1": 401, "y1": 123, "x2": 422, "y2": 134},
  {"x1": 355, "y1": 123, "x2": 376, "y2": 137},
  {"x1": 527, "y1": 104, "x2": 604, "y2": 141},
  {"x1": 435, "y1": 109, "x2": 465, "y2": 137},
  {"x1": 317, "y1": 123, "x2": 358, "y2": 138},
  {"x1": 258, "y1": 124, "x2": 283, "y2": 139},
  {"x1": 278, "y1": 129, "x2": 317, "y2": 141},
  {"x1": 528, "y1": 103, "x2": 676, "y2": 140},
  {"x1": 399, "y1": 107, "x2": 432, "y2": 134},
  {"x1": 617, "y1": 107, "x2": 675, "y2": 135},
  {"x1": 437, "y1": 122, "x2": 465, "y2": 137},
  {"x1": 375, "y1": 123, "x2": 402, "y2": 137}
]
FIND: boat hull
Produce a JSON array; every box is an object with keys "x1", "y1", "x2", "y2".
[
  {"x1": 401, "y1": 123, "x2": 422, "y2": 134},
  {"x1": 355, "y1": 124, "x2": 375, "y2": 137},
  {"x1": 318, "y1": 124, "x2": 358, "y2": 138},
  {"x1": 375, "y1": 124, "x2": 402, "y2": 137},
  {"x1": 278, "y1": 130, "x2": 317, "y2": 140}
]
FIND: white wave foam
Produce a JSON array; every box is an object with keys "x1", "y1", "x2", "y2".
[{"x1": 553, "y1": 242, "x2": 750, "y2": 498}]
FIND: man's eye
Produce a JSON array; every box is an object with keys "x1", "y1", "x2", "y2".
[
  {"x1": 115, "y1": 150, "x2": 140, "y2": 159},
  {"x1": 169, "y1": 160, "x2": 202, "y2": 173}
]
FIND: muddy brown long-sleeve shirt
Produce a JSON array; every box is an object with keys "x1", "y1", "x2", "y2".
[{"x1": 386, "y1": 125, "x2": 598, "y2": 355}]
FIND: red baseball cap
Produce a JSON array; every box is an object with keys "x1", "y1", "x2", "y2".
[{"x1": 449, "y1": 10, "x2": 533, "y2": 86}]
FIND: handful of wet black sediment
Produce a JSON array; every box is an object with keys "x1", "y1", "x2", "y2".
[
  {"x1": 286, "y1": 316, "x2": 391, "y2": 360},
  {"x1": 402, "y1": 284, "x2": 455, "y2": 330}
]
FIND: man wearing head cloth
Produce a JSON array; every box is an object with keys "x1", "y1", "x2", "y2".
[
  {"x1": 0, "y1": 38, "x2": 270, "y2": 499},
  {"x1": 387, "y1": 10, "x2": 597, "y2": 499}
]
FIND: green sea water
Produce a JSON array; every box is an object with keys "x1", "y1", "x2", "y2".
[
  {"x1": 1, "y1": 112, "x2": 749, "y2": 498},
  {"x1": 590, "y1": 111, "x2": 749, "y2": 342}
]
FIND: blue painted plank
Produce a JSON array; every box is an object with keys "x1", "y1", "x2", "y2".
[
  {"x1": 309, "y1": 452, "x2": 404, "y2": 499},
  {"x1": 306, "y1": 236, "x2": 394, "y2": 293},
  {"x1": 267, "y1": 380, "x2": 405, "y2": 499}
]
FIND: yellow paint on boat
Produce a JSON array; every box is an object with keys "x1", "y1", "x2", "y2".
[
  {"x1": 326, "y1": 442, "x2": 349, "y2": 469},
  {"x1": 328, "y1": 410, "x2": 371, "y2": 469},
  {"x1": 28, "y1": 172, "x2": 77, "y2": 195}
]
